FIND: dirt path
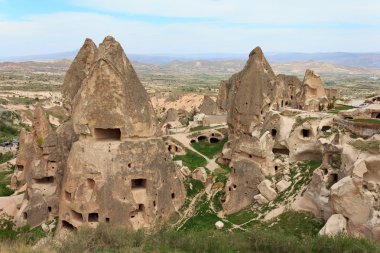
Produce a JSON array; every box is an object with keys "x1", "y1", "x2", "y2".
[{"x1": 167, "y1": 127, "x2": 226, "y2": 172}]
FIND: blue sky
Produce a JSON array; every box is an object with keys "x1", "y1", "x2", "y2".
[{"x1": 0, "y1": 0, "x2": 379, "y2": 57}]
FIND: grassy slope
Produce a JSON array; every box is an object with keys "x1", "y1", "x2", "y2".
[
  {"x1": 353, "y1": 118, "x2": 380, "y2": 125},
  {"x1": 191, "y1": 137, "x2": 228, "y2": 159},
  {"x1": 173, "y1": 148, "x2": 207, "y2": 170}
]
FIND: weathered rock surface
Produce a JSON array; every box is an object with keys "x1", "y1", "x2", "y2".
[
  {"x1": 199, "y1": 95, "x2": 218, "y2": 115},
  {"x1": 319, "y1": 214, "x2": 347, "y2": 236},
  {"x1": 258, "y1": 179, "x2": 277, "y2": 201},
  {"x1": 217, "y1": 47, "x2": 331, "y2": 214},
  {"x1": 215, "y1": 220, "x2": 224, "y2": 229},
  {"x1": 300, "y1": 69, "x2": 329, "y2": 112},
  {"x1": 58, "y1": 36, "x2": 185, "y2": 231},
  {"x1": 62, "y1": 39, "x2": 97, "y2": 112},
  {"x1": 9, "y1": 36, "x2": 185, "y2": 232},
  {"x1": 71, "y1": 36, "x2": 157, "y2": 139}
]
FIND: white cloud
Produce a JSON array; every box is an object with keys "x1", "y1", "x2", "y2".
[
  {"x1": 72, "y1": 0, "x2": 380, "y2": 25},
  {"x1": 0, "y1": 11, "x2": 379, "y2": 57}
]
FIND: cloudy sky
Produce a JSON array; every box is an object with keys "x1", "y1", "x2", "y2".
[{"x1": 0, "y1": 0, "x2": 379, "y2": 57}]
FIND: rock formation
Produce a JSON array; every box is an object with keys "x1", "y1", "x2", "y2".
[
  {"x1": 11, "y1": 105, "x2": 72, "y2": 227},
  {"x1": 10, "y1": 36, "x2": 185, "y2": 231},
  {"x1": 217, "y1": 47, "x2": 331, "y2": 214},
  {"x1": 217, "y1": 46, "x2": 380, "y2": 242},
  {"x1": 299, "y1": 70, "x2": 329, "y2": 112},
  {"x1": 198, "y1": 95, "x2": 218, "y2": 115}
]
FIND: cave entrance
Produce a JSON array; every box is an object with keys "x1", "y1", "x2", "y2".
[
  {"x1": 321, "y1": 126, "x2": 331, "y2": 132},
  {"x1": 33, "y1": 176, "x2": 54, "y2": 184},
  {"x1": 197, "y1": 136, "x2": 207, "y2": 142},
  {"x1": 302, "y1": 129, "x2": 311, "y2": 138},
  {"x1": 272, "y1": 148, "x2": 290, "y2": 156},
  {"x1": 88, "y1": 213, "x2": 99, "y2": 222},
  {"x1": 132, "y1": 179, "x2": 147, "y2": 189},
  {"x1": 94, "y1": 128, "x2": 121, "y2": 141},
  {"x1": 210, "y1": 137, "x2": 220, "y2": 143}
]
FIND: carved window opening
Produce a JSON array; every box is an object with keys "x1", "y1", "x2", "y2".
[
  {"x1": 88, "y1": 213, "x2": 99, "y2": 222},
  {"x1": 131, "y1": 179, "x2": 147, "y2": 189},
  {"x1": 33, "y1": 176, "x2": 54, "y2": 184},
  {"x1": 94, "y1": 128, "x2": 121, "y2": 141}
]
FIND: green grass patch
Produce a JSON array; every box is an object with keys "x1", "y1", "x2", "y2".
[
  {"x1": 190, "y1": 125, "x2": 212, "y2": 132},
  {"x1": 0, "y1": 152, "x2": 14, "y2": 164},
  {"x1": 173, "y1": 148, "x2": 207, "y2": 170},
  {"x1": 213, "y1": 162, "x2": 231, "y2": 185},
  {"x1": 180, "y1": 195, "x2": 221, "y2": 231},
  {"x1": 228, "y1": 208, "x2": 258, "y2": 224},
  {"x1": 212, "y1": 190, "x2": 225, "y2": 212},
  {"x1": 191, "y1": 137, "x2": 228, "y2": 159},
  {"x1": 328, "y1": 105, "x2": 355, "y2": 114},
  {"x1": 353, "y1": 118, "x2": 380, "y2": 125},
  {"x1": 294, "y1": 116, "x2": 318, "y2": 127},
  {"x1": 350, "y1": 139, "x2": 380, "y2": 153},
  {"x1": 3, "y1": 216, "x2": 380, "y2": 253},
  {"x1": 259, "y1": 211, "x2": 324, "y2": 239},
  {"x1": 0, "y1": 166, "x2": 15, "y2": 196},
  {"x1": 0, "y1": 215, "x2": 46, "y2": 244},
  {"x1": 0, "y1": 122, "x2": 19, "y2": 143},
  {"x1": 184, "y1": 178, "x2": 204, "y2": 197}
]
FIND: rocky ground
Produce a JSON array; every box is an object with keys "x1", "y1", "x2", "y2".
[{"x1": 0, "y1": 38, "x2": 380, "y2": 252}]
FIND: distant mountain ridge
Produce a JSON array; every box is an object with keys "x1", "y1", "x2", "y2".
[{"x1": 1, "y1": 51, "x2": 380, "y2": 68}]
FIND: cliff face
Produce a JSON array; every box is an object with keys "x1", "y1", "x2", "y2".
[
  {"x1": 12, "y1": 36, "x2": 185, "y2": 231},
  {"x1": 216, "y1": 47, "x2": 331, "y2": 214}
]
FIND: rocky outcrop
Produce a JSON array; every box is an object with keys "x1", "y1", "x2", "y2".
[
  {"x1": 58, "y1": 36, "x2": 185, "y2": 231},
  {"x1": 12, "y1": 105, "x2": 65, "y2": 228},
  {"x1": 71, "y1": 36, "x2": 157, "y2": 139},
  {"x1": 62, "y1": 39, "x2": 97, "y2": 112},
  {"x1": 319, "y1": 214, "x2": 347, "y2": 236},
  {"x1": 198, "y1": 96, "x2": 218, "y2": 115},
  {"x1": 217, "y1": 47, "x2": 331, "y2": 214},
  {"x1": 9, "y1": 36, "x2": 185, "y2": 231},
  {"x1": 299, "y1": 70, "x2": 329, "y2": 112}
]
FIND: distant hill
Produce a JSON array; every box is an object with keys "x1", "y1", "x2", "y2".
[
  {"x1": 1, "y1": 51, "x2": 380, "y2": 68},
  {"x1": 266, "y1": 52, "x2": 380, "y2": 69}
]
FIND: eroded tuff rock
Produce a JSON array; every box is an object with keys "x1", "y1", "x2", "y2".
[
  {"x1": 71, "y1": 36, "x2": 157, "y2": 139},
  {"x1": 9, "y1": 36, "x2": 185, "y2": 231},
  {"x1": 216, "y1": 46, "x2": 380, "y2": 242},
  {"x1": 12, "y1": 105, "x2": 68, "y2": 227},
  {"x1": 198, "y1": 95, "x2": 218, "y2": 115},
  {"x1": 217, "y1": 47, "x2": 331, "y2": 214},
  {"x1": 300, "y1": 70, "x2": 329, "y2": 112},
  {"x1": 58, "y1": 36, "x2": 184, "y2": 231},
  {"x1": 62, "y1": 39, "x2": 97, "y2": 112}
]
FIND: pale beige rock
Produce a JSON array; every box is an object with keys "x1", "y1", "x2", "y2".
[
  {"x1": 215, "y1": 221, "x2": 224, "y2": 229},
  {"x1": 276, "y1": 180, "x2": 291, "y2": 193},
  {"x1": 254, "y1": 194, "x2": 269, "y2": 205},
  {"x1": 258, "y1": 179, "x2": 277, "y2": 201},
  {"x1": 319, "y1": 214, "x2": 347, "y2": 236},
  {"x1": 192, "y1": 167, "x2": 208, "y2": 183},
  {"x1": 199, "y1": 96, "x2": 218, "y2": 115},
  {"x1": 330, "y1": 177, "x2": 372, "y2": 224},
  {"x1": 71, "y1": 36, "x2": 158, "y2": 139},
  {"x1": 180, "y1": 166, "x2": 191, "y2": 177},
  {"x1": 300, "y1": 69, "x2": 329, "y2": 112},
  {"x1": 57, "y1": 36, "x2": 185, "y2": 232}
]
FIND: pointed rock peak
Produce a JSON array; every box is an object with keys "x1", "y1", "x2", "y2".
[
  {"x1": 32, "y1": 105, "x2": 54, "y2": 139},
  {"x1": 62, "y1": 38, "x2": 98, "y2": 110},
  {"x1": 245, "y1": 46, "x2": 274, "y2": 76},
  {"x1": 304, "y1": 69, "x2": 320, "y2": 78},
  {"x1": 83, "y1": 38, "x2": 97, "y2": 48},
  {"x1": 96, "y1": 36, "x2": 135, "y2": 78},
  {"x1": 71, "y1": 36, "x2": 158, "y2": 138},
  {"x1": 249, "y1": 46, "x2": 264, "y2": 58}
]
